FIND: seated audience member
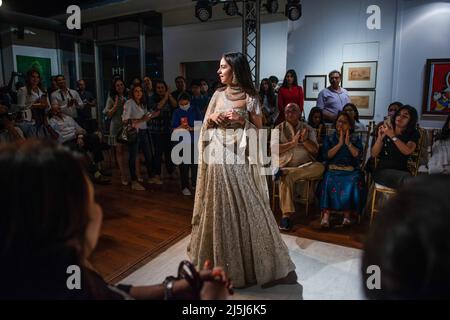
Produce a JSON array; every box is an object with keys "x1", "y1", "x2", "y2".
[
  {"x1": 171, "y1": 76, "x2": 188, "y2": 101},
  {"x1": 319, "y1": 111, "x2": 366, "y2": 228},
  {"x1": 276, "y1": 70, "x2": 304, "y2": 125},
  {"x1": 190, "y1": 79, "x2": 210, "y2": 116},
  {"x1": 122, "y1": 85, "x2": 157, "y2": 191},
  {"x1": 343, "y1": 103, "x2": 366, "y2": 132},
  {"x1": 371, "y1": 105, "x2": 419, "y2": 189},
  {"x1": 172, "y1": 93, "x2": 203, "y2": 196},
  {"x1": 0, "y1": 105, "x2": 24, "y2": 144},
  {"x1": 47, "y1": 76, "x2": 59, "y2": 99},
  {"x1": 259, "y1": 78, "x2": 278, "y2": 127},
  {"x1": 362, "y1": 174, "x2": 450, "y2": 299},
  {"x1": 269, "y1": 75, "x2": 280, "y2": 93},
  {"x1": 51, "y1": 75, "x2": 84, "y2": 122},
  {"x1": 374, "y1": 101, "x2": 403, "y2": 140},
  {"x1": 428, "y1": 114, "x2": 450, "y2": 174},
  {"x1": 16, "y1": 69, "x2": 53, "y2": 138},
  {"x1": 0, "y1": 141, "x2": 232, "y2": 300},
  {"x1": 49, "y1": 104, "x2": 110, "y2": 185},
  {"x1": 77, "y1": 79, "x2": 97, "y2": 132},
  {"x1": 317, "y1": 70, "x2": 351, "y2": 123},
  {"x1": 307, "y1": 106, "x2": 326, "y2": 143},
  {"x1": 272, "y1": 103, "x2": 325, "y2": 231},
  {"x1": 200, "y1": 78, "x2": 212, "y2": 98}
]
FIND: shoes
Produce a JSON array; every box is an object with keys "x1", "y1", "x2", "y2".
[
  {"x1": 320, "y1": 217, "x2": 330, "y2": 228},
  {"x1": 182, "y1": 188, "x2": 192, "y2": 196},
  {"x1": 342, "y1": 218, "x2": 352, "y2": 226},
  {"x1": 131, "y1": 181, "x2": 145, "y2": 191},
  {"x1": 279, "y1": 217, "x2": 291, "y2": 231},
  {"x1": 149, "y1": 175, "x2": 163, "y2": 185}
]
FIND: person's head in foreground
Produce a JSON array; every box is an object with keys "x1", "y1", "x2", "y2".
[
  {"x1": 0, "y1": 141, "x2": 231, "y2": 299},
  {"x1": 362, "y1": 174, "x2": 450, "y2": 299}
]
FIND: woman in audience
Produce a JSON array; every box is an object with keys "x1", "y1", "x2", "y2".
[
  {"x1": 148, "y1": 79, "x2": 177, "y2": 184},
  {"x1": 363, "y1": 174, "x2": 450, "y2": 299},
  {"x1": 122, "y1": 85, "x2": 157, "y2": 191},
  {"x1": 103, "y1": 78, "x2": 129, "y2": 185},
  {"x1": 259, "y1": 78, "x2": 278, "y2": 127},
  {"x1": 16, "y1": 69, "x2": 52, "y2": 138},
  {"x1": 276, "y1": 69, "x2": 304, "y2": 124},
  {"x1": 0, "y1": 141, "x2": 232, "y2": 299},
  {"x1": 319, "y1": 111, "x2": 365, "y2": 228},
  {"x1": 343, "y1": 103, "x2": 366, "y2": 132},
  {"x1": 371, "y1": 105, "x2": 419, "y2": 188},
  {"x1": 428, "y1": 114, "x2": 450, "y2": 174},
  {"x1": 374, "y1": 101, "x2": 403, "y2": 140},
  {"x1": 307, "y1": 106, "x2": 326, "y2": 143}
]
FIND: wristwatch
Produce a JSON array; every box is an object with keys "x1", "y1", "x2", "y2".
[{"x1": 391, "y1": 136, "x2": 398, "y2": 142}]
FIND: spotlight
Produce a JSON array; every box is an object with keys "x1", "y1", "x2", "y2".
[
  {"x1": 195, "y1": 0, "x2": 212, "y2": 22},
  {"x1": 285, "y1": 0, "x2": 302, "y2": 21},
  {"x1": 265, "y1": 0, "x2": 278, "y2": 14},
  {"x1": 224, "y1": 1, "x2": 239, "y2": 16}
]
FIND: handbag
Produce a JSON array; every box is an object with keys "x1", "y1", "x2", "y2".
[{"x1": 116, "y1": 121, "x2": 137, "y2": 144}]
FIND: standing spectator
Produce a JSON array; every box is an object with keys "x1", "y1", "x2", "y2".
[
  {"x1": 190, "y1": 79, "x2": 210, "y2": 117},
  {"x1": 143, "y1": 76, "x2": 154, "y2": 109},
  {"x1": 259, "y1": 78, "x2": 278, "y2": 127},
  {"x1": 276, "y1": 70, "x2": 304, "y2": 125},
  {"x1": 77, "y1": 79, "x2": 97, "y2": 132},
  {"x1": 269, "y1": 75, "x2": 280, "y2": 93},
  {"x1": 200, "y1": 78, "x2": 212, "y2": 98},
  {"x1": 171, "y1": 76, "x2": 187, "y2": 101},
  {"x1": 317, "y1": 70, "x2": 351, "y2": 123},
  {"x1": 16, "y1": 69, "x2": 53, "y2": 138},
  {"x1": 51, "y1": 75, "x2": 84, "y2": 122},
  {"x1": 172, "y1": 93, "x2": 203, "y2": 196},
  {"x1": 122, "y1": 85, "x2": 157, "y2": 191},
  {"x1": 343, "y1": 103, "x2": 366, "y2": 132},
  {"x1": 148, "y1": 80, "x2": 177, "y2": 184},
  {"x1": 103, "y1": 78, "x2": 128, "y2": 185}
]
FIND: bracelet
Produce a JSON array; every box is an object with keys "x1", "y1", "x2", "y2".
[{"x1": 163, "y1": 276, "x2": 177, "y2": 300}]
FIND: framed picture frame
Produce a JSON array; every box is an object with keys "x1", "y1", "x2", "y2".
[
  {"x1": 342, "y1": 61, "x2": 378, "y2": 89},
  {"x1": 347, "y1": 90, "x2": 376, "y2": 119},
  {"x1": 422, "y1": 58, "x2": 450, "y2": 115},
  {"x1": 304, "y1": 75, "x2": 327, "y2": 101}
]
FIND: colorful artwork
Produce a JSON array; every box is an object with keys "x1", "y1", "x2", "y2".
[
  {"x1": 16, "y1": 55, "x2": 53, "y2": 88},
  {"x1": 423, "y1": 59, "x2": 450, "y2": 115}
]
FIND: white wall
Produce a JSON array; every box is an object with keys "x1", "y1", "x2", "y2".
[
  {"x1": 163, "y1": 19, "x2": 288, "y2": 87},
  {"x1": 393, "y1": 0, "x2": 450, "y2": 128}
]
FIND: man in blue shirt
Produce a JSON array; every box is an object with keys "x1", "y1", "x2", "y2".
[
  {"x1": 172, "y1": 93, "x2": 203, "y2": 196},
  {"x1": 317, "y1": 70, "x2": 351, "y2": 123},
  {"x1": 190, "y1": 79, "x2": 210, "y2": 117}
]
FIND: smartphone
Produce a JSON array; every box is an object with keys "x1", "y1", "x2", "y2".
[{"x1": 383, "y1": 116, "x2": 392, "y2": 128}]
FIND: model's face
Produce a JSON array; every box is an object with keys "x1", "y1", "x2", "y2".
[
  {"x1": 175, "y1": 78, "x2": 186, "y2": 91},
  {"x1": 84, "y1": 177, "x2": 103, "y2": 257},
  {"x1": 336, "y1": 115, "x2": 350, "y2": 132},
  {"x1": 156, "y1": 83, "x2": 166, "y2": 96},
  {"x1": 115, "y1": 81, "x2": 125, "y2": 94},
  {"x1": 285, "y1": 73, "x2": 294, "y2": 85},
  {"x1": 329, "y1": 73, "x2": 341, "y2": 88},
  {"x1": 218, "y1": 58, "x2": 233, "y2": 85},
  {"x1": 395, "y1": 109, "x2": 411, "y2": 129}
]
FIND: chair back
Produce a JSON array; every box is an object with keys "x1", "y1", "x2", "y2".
[{"x1": 407, "y1": 126, "x2": 425, "y2": 176}]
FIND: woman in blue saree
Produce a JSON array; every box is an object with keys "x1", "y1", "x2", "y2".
[{"x1": 320, "y1": 111, "x2": 366, "y2": 228}]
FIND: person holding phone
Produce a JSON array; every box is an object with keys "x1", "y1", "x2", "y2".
[{"x1": 172, "y1": 92, "x2": 203, "y2": 196}]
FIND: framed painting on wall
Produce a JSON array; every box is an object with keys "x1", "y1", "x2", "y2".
[
  {"x1": 342, "y1": 61, "x2": 377, "y2": 89},
  {"x1": 16, "y1": 55, "x2": 53, "y2": 88},
  {"x1": 422, "y1": 59, "x2": 450, "y2": 115},
  {"x1": 304, "y1": 75, "x2": 327, "y2": 101},
  {"x1": 347, "y1": 90, "x2": 376, "y2": 118}
]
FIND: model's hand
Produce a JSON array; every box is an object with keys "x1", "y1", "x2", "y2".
[
  {"x1": 209, "y1": 112, "x2": 228, "y2": 126},
  {"x1": 225, "y1": 110, "x2": 243, "y2": 123}
]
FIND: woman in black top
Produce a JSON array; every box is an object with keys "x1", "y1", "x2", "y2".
[
  {"x1": 0, "y1": 141, "x2": 231, "y2": 300},
  {"x1": 371, "y1": 105, "x2": 420, "y2": 188}
]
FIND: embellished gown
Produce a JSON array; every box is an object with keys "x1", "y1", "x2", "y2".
[{"x1": 187, "y1": 89, "x2": 296, "y2": 288}]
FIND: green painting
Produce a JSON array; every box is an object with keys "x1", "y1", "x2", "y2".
[{"x1": 16, "y1": 55, "x2": 53, "y2": 88}]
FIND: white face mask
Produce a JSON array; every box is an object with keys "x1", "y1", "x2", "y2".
[{"x1": 179, "y1": 103, "x2": 190, "y2": 111}]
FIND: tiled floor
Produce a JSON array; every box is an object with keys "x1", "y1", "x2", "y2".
[{"x1": 120, "y1": 234, "x2": 365, "y2": 300}]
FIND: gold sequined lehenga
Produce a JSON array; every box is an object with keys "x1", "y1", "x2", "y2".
[{"x1": 187, "y1": 89, "x2": 296, "y2": 288}]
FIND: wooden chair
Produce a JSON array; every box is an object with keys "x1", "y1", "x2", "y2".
[{"x1": 369, "y1": 126, "x2": 425, "y2": 225}]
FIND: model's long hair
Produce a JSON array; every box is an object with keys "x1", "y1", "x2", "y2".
[{"x1": 221, "y1": 52, "x2": 257, "y2": 97}]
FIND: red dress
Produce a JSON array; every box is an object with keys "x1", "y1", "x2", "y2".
[{"x1": 276, "y1": 85, "x2": 304, "y2": 124}]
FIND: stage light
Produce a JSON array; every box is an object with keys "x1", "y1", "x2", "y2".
[
  {"x1": 195, "y1": 0, "x2": 212, "y2": 22},
  {"x1": 265, "y1": 0, "x2": 278, "y2": 14},
  {"x1": 285, "y1": 0, "x2": 302, "y2": 21},
  {"x1": 224, "y1": 1, "x2": 239, "y2": 16}
]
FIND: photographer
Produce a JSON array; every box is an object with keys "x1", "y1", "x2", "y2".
[
  {"x1": 51, "y1": 75, "x2": 84, "y2": 123},
  {"x1": 0, "y1": 105, "x2": 24, "y2": 144}
]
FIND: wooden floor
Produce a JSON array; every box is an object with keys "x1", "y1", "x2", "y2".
[{"x1": 91, "y1": 171, "x2": 369, "y2": 284}]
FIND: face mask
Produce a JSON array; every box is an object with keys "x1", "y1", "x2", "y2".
[{"x1": 179, "y1": 103, "x2": 190, "y2": 111}]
